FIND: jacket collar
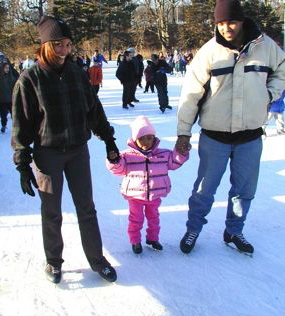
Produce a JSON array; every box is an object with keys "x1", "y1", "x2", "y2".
[{"x1": 38, "y1": 58, "x2": 70, "y2": 74}]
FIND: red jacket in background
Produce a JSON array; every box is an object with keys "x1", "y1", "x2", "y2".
[{"x1": 88, "y1": 65, "x2": 103, "y2": 86}]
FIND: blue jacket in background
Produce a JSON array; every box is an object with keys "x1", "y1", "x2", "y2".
[{"x1": 269, "y1": 90, "x2": 285, "y2": 113}]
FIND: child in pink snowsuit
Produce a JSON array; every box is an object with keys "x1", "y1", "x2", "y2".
[{"x1": 106, "y1": 115, "x2": 189, "y2": 254}]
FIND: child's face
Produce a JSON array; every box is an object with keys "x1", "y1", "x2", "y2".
[{"x1": 136, "y1": 134, "x2": 155, "y2": 151}]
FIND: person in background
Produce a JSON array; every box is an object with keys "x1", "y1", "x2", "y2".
[
  {"x1": 143, "y1": 60, "x2": 155, "y2": 93},
  {"x1": 116, "y1": 50, "x2": 137, "y2": 109},
  {"x1": 158, "y1": 52, "x2": 165, "y2": 60},
  {"x1": 106, "y1": 115, "x2": 189, "y2": 254},
  {"x1": 128, "y1": 47, "x2": 140, "y2": 103},
  {"x1": 0, "y1": 62, "x2": 17, "y2": 133},
  {"x1": 150, "y1": 53, "x2": 172, "y2": 113},
  {"x1": 90, "y1": 49, "x2": 108, "y2": 68},
  {"x1": 22, "y1": 55, "x2": 35, "y2": 70},
  {"x1": 88, "y1": 61, "x2": 103, "y2": 94},
  {"x1": 12, "y1": 16, "x2": 120, "y2": 284},
  {"x1": 117, "y1": 51, "x2": 124, "y2": 66},
  {"x1": 177, "y1": 0, "x2": 285, "y2": 255},
  {"x1": 85, "y1": 54, "x2": 91, "y2": 68},
  {"x1": 166, "y1": 52, "x2": 174, "y2": 74},
  {"x1": 264, "y1": 90, "x2": 285, "y2": 136},
  {"x1": 136, "y1": 53, "x2": 144, "y2": 88}
]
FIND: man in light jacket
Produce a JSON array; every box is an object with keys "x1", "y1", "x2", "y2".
[{"x1": 176, "y1": 0, "x2": 285, "y2": 255}]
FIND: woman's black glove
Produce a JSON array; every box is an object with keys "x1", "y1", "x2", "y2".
[
  {"x1": 105, "y1": 139, "x2": 120, "y2": 163},
  {"x1": 17, "y1": 165, "x2": 39, "y2": 196}
]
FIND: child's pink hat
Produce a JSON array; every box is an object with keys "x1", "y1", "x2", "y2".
[{"x1": 130, "y1": 115, "x2": 156, "y2": 141}]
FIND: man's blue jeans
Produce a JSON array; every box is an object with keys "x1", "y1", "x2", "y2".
[{"x1": 186, "y1": 132, "x2": 262, "y2": 235}]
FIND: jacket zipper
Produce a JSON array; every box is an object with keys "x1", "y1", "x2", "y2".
[
  {"x1": 59, "y1": 73, "x2": 72, "y2": 151},
  {"x1": 146, "y1": 158, "x2": 150, "y2": 200}
]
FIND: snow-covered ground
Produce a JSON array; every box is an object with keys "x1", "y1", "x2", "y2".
[{"x1": 0, "y1": 62, "x2": 284, "y2": 316}]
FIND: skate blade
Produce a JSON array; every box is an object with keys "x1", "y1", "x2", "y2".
[{"x1": 225, "y1": 242, "x2": 253, "y2": 257}]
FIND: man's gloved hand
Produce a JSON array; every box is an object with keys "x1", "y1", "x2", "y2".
[
  {"x1": 175, "y1": 135, "x2": 191, "y2": 156},
  {"x1": 17, "y1": 165, "x2": 39, "y2": 196},
  {"x1": 105, "y1": 139, "x2": 120, "y2": 163}
]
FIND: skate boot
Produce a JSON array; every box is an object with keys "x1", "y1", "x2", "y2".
[
  {"x1": 146, "y1": 240, "x2": 163, "y2": 250},
  {"x1": 45, "y1": 264, "x2": 62, "y2": 284},
  {"x1": 92, "y1": 257, "x2": 117, "y2": 282},
  {"x1": 132, "y1": 243, "x2": 143, "y2": 254},
  {"x1": 180, "y1": 231, "x2": 199, "y2": 254},
  {"x1": 98, "y1": 265, "x2": 117, "y2": 282},
  {"x1": 223, "y1": 229, "x2": 254, "y2": 254}
]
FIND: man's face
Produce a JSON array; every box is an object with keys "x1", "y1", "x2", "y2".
[
  {"x1": 217, "y1": 20, "x2": 244, "y2": 43},
  {"x1": 151, "y1": 58, "x2": 158, "y2": 65}
]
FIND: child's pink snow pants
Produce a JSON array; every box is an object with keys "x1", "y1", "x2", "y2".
[{"x1": 127, "y1": 198, "x2": 161, "y2": 244}]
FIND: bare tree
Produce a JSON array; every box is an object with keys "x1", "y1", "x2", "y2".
[{"x1": 139, "y1": 0, "x2": 183, "y2": 52}]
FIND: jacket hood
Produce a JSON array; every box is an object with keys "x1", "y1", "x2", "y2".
[{"x1": 130, "y1": 115, "x2": 156, "y2": 141}]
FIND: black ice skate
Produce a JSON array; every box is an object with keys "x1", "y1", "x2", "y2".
[
  {"x1": 180, "y1": 231, "x2": 199, "y2": 254},
  {"x1": 132, "y1": 243, "x2": 143, "y2": 254},
  {"x1": 146, "y1": 240, "x2": 163, "y2": 251},
  {"x1": 224, "y1": 229, "x2": 254, "y2": 256},
  {"x1": 98, "y1": 265, "x2": 117, "y2": 282},
  {"x1": 45, "y1": 264, "x2": 62, "y2": 284}
]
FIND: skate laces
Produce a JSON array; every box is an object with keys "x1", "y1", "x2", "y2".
[
  {"x1": 185, "y1": 232, "x2": 198, "y2": 245},
  {"x1": 235, "y1": 234, "x2": 250, "y2": 245},
  {"x1": 101, "y1": 267, "x2": 111, "y2": 275}
]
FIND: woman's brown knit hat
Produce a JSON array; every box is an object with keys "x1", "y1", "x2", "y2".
[{"x1": 38, "y1": 16, "x2": 73, "y2": 44}]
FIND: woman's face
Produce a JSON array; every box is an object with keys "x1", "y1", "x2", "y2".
[{"x1": 53, "y1": 38, "x2": 72, "y2": 64}]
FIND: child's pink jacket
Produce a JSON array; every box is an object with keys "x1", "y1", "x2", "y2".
[{"x1": 106, "y1": 138, "x2": 189, "y2": 201}]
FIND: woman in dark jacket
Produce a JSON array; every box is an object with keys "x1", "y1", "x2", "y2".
[
  {"x1": 12, "y1": 16, "x2": 120, "y2": 284},
  {"x1": 0, "y1": 62, "x2": 17, "y2": 132},
  {"x1": 116, "y1": 50, "x2": 137, "y2": 109}
]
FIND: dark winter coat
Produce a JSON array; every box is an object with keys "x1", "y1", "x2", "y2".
[
  {"x1": 12, "y1": 60, "x2": 114, "y2": 167},
  {"x1": 116, "y1": 60, "x2": 136, "y2": 83},
  {"x1": 0, "y1": 72, "x2": 17, "y2": 103},
  {"x1": 144, "y1": 65, "x2": 154, "y2": 82},
  {"x1": 150, "y1": 60, "x2": 172, "y2": 84}
]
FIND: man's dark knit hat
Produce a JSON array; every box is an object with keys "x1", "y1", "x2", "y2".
[
  {"x1": 214, "y1": 0, "x2": 244, "y2": 24},
  {"x1": 38, "y1": 16, "x2": 73, "y2": 44}
]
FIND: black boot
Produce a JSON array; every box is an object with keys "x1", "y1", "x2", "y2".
[
  {"x1": 180, "y1": 231, "x2": 199, "y2": 254},
  {"x1": 223, "y1": 229, "x2": 254, "y2": 254},
  {"x1": 132, "y1": 243, "x2": 143, "y2": 254},
  {"x1": 1, "y1": 126, "x2": 6, "y2": 133},
  {"x1": 98, "y1": 265, "x2": 117, "y2": 282},
  {"x1": 146, "y1": 240, "x2": 163, "y2": 250},
  {"x1": 165, "y1": 105, "x2": 172, "y2": 110},
  {"x1": 45, "y1": 264, "x2": 62, "y2": 284},
  {"x1": 92, "y1": 257, "x2": 117, "y2": 282},
  {"x1": 122, "y1": 105, "x2": 129, "y2": 109},
  {"x1": 159, "y1": 106, "x2": 165, "y2": 113}
]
